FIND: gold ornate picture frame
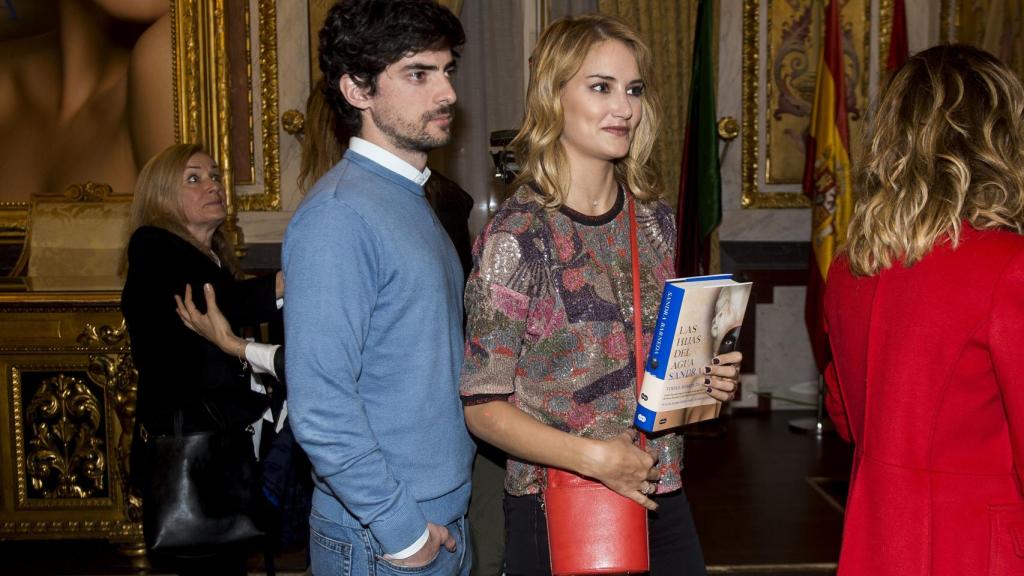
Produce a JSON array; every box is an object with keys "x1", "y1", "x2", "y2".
[
  {"x1": 741, "y1": 0, "x2": 874, "y2": 209},
  {"x1": 173, "y1": 0, "x2": 281, "y2": 221}
]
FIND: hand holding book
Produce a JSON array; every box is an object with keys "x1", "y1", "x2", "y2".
[
  {"x1": 634, "y1": 274, "x2": 752, "y2": 432},
  {"x1": 702, "y1": 351, "x2": 742, "y2": 402}
]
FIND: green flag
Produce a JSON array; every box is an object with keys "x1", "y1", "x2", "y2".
[{"x1": 676, "y1": 0, "x2": 721, "y2": 277}]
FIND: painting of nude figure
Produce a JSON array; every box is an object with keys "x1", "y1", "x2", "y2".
[{"x1": 0, "y1": 0, "x2": 174, "y2": 203}]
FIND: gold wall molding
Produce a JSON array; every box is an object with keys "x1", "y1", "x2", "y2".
[
  {"x1": 741, "y1": 0, "x2": 770, "y2": 207},
  {"x1": 0, "y1": 296, "x2": 124, "y2": 313},
  {"x1": 879, "y1": 0, "x2": 894, "y2": 78},
  {"x1": 0, "y1": 203, "x2": 29, "y2": 234},
  {"x1": 0, "y1": 519, "x2": 142, "y2": 538},
  {"x1": 236, "y1": 0, "x2": 282, "y2": 211}
]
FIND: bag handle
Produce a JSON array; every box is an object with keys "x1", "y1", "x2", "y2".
[{"x1": 627, "y1": 195, "x2": 646, "y2": 451}]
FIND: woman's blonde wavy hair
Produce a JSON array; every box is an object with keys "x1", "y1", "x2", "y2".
[
  {"x1": 126, "y1": 143, "x2": 241, "y2": 277},
  {"x1": 510, "y1": 14, "x2": 662, "y2": 208},
  {"x1": 846, "y1": 44, "x2": 1024, "y2": 276}
]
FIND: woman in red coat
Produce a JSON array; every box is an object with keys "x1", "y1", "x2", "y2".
[{"x1": 824, "y1": 45, "x2": 1024, "y2": 576}]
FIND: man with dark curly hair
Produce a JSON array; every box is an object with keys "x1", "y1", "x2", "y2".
[{"x1": 282, "y1": 1, "x2": 475, "y2": 573}]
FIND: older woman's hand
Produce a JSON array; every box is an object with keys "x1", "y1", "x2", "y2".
[
  {"x1": 581, "y1": 431, "x2": 661, "y2": 511},
  {"x1": 175, "y1": 283, "x2": 248, "y2": 359},
  {"x1": 703, "y1": 350, "x2": 743, "y2": 402}
]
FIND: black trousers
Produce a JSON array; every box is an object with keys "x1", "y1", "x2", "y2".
[{"x1": 503, "y1": 489, "x2": 707, "y2": 575}]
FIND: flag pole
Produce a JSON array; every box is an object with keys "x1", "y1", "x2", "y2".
[
  {"x1": 788, "y1": 375, "x2": 835, "y2": 435},
  {"x1": 790, "y1": 0, "x2": 851, "y2": 435}
]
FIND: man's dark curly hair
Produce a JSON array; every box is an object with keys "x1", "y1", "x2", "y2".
[{"x1": 319, "y1": 0, "x2": 465, "y2": 134}]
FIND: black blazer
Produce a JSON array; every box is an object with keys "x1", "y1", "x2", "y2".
[{"x1": 121, "y1": 226, "x2": 279, "y2": 435}]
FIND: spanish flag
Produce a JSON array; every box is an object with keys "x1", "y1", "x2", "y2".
[{"x1": 803, "y1": 0, "x2": 854, "y2": 372}]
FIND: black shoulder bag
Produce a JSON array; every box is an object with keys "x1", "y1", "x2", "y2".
[{"x1": 140, "y1": 405, "x2": 264, "y2": 554}]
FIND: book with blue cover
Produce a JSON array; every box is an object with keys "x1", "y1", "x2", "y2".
[{"x1": 634, "y1": 274, "x2": 752, "y2": 433}]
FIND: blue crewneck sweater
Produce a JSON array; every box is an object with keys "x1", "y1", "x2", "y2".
[{"x1": 282, "y1": 150, "x2": 474, "y2": 554}]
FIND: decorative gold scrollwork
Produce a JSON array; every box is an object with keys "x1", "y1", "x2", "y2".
[
  {"x1": 61, "y1": 182, "x2": 114, "y2": 202},
  {"x1": 25, "y1": 374, "x2": 106, "y2": 498},
  {"x1": 77, "y1": 319, "x2": 128, "y2": 347},
  {"x1": 88, "y1": 352, "x2": 139, "y2": 518}
]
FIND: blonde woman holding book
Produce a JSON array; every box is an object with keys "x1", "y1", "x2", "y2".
[{"x1": 460, "y1": 14, "x2": 741, "y2": 575}]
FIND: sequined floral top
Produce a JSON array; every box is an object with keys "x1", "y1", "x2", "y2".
[{"x1": 460, "y1": 185, "x2": 685, "y2": 496}]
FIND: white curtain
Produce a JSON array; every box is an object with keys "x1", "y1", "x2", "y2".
[{"x1": 430, "y1": 0, "x2": 527, "y2": 236}]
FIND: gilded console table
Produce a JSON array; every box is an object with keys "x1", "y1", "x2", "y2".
[{"x1": 0, "y1": 279, "x2": 142, "y2": 545}]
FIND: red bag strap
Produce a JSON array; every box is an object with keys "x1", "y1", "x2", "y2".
[{"x1": 627, "y1": 195, "x2": 646, "y2": 450}]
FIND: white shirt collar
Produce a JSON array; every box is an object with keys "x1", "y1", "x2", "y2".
[{"x1": 348, "y1": 137, "x2": 431, "y2": 186}]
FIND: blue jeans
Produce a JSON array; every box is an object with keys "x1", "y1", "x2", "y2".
[{"x1": 309, "y1": 507, "x2": 472, "y2": 576}]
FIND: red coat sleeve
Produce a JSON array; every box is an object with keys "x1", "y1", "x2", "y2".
[
  {"x1": 823, "y1": 255, "x2": 854, "y2": 443},
  {"x1": 824, "y1": 359, "x2": 851, "y2": 442}
]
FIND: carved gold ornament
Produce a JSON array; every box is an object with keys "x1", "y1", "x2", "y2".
[
  {"x1": 89, "y1": 352, "x2": 139, "y2": 521},
  {"x1": 282, "y1": 109, "x2": 306, "y2": 137},
  {"x1": 717, "y1": 116, "x2": 740, "y2": 141},
  {"x1": 61, "y1": 183, "x2": 115, "y2": 203},
  {"x1": 25, "y1": 374, "x2": 106, "y2": 499},
  {"x1": 77, "y1": 320, "x2": 129, "y2": 348}
]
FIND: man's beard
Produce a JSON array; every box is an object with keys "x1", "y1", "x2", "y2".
[{"x1": 373, "y1": 105, "x2": 455, "y2": 153}]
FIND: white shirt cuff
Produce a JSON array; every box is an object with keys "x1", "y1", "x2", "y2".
[
  {"x1": 244, "y1": 342, "x2": 280, "y2": 378},
  {"x1": 387, "y1": 527, "x2": 430, "y2": 560}
]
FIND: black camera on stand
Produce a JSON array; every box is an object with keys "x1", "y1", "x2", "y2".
[{"x1": 489, "y1": 129, "x2": 520, "y2": 184}]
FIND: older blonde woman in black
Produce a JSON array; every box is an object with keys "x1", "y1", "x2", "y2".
[{"x1": 121, "y1": 143, "x2": 282, "y2": 574}]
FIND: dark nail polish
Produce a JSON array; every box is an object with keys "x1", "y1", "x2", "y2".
[
  {"x1": 705, "y1": 386, "x2": 712, "y2": 394},
  {"x1": 712, "y1": 357, "x2": 721, "y2": 365},
  {"x1": 703, "y1": 366, "x2": 711, "y2": 374},
  {"x1": 704, "y1": 377, "x2": 711, "y2": 385}
]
